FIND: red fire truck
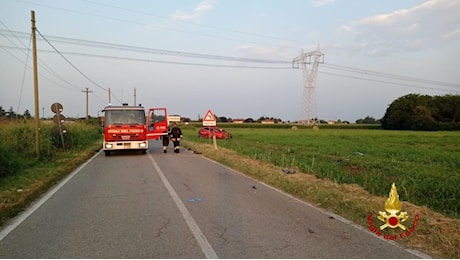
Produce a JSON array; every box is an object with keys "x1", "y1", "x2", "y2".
[{"x1": 102, "y1": 104, "x2": 168, "y2": 156}]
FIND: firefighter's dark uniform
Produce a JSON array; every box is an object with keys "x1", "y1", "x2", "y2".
[
  {"x1": 170, "y1": 123, "x2": 183, "y2": 153},
  {"x1": 162, "y1": 128, "x2": 170, "y2": 153}
]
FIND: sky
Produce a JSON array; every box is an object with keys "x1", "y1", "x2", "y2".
[{"x1": 1, "y1": 0, "x2": 459, "y2": 122}]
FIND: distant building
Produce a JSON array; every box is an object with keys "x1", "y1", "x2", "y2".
[
  {"x1": 261, "y1": 120, "x2": 275, "y2": 124},
  {"x1": 232, "y1": 119, "x2": 244, "y2": 124}
]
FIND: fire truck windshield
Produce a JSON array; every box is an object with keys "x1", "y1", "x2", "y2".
[{"x1": 105, "y1": 110, "x2": 146, "y2": 125}]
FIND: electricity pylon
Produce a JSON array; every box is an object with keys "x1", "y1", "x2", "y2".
[{"x1": 292, "y1": 47, "x2": 324, "y2": 125}]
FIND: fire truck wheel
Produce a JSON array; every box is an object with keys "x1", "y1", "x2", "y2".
[
  {"x1": 104, "y1": 150, "x2": 111, "y2": 156},
  {"x1": 141, "y1": 149, "x2": 147, "y2": 154}
]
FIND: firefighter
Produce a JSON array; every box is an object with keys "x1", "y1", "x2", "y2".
[
  {"x1": 162, "y1": 128, "x2": 170, "y2": 153},
  {"x1": 170, "y1": 122, "x2": 183, "y2": 153}
]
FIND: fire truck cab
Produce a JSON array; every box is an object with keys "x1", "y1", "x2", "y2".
[{"x1": 102, "y1": 104, "x2": 168, "y2": 156}]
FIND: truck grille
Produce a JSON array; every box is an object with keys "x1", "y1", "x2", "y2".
[{"x1": 107, "y1": 133, "x2": 143, "y2": 141}]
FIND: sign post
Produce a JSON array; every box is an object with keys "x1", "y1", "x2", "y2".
[
  {"x1": 51, "y1": 102, "x2": 66, "y2": 150},
  {"x1": 202, "y1": 109, "x2": 217, "y2": 149}
]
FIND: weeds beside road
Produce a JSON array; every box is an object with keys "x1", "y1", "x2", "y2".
[{"x1": 0, "y1": 119, "x2": 101, "y2": 225}]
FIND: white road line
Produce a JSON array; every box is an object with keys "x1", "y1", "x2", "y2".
[
  {"x1": 0, "y1": 150, "x2": 102, "y2": 242},
  {"x1": 147, "y1": 153, "x2": 219, "y2": 259}
]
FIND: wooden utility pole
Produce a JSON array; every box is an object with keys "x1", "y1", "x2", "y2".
[
  {"x1": 31, "y1": 10, "x2": 40, "y2": 158},
  {"x1": 82, "y1": 87, "x2": 93, "y2": 119},
  {"x1": 134, "y1": 87, "x2": 137, "y2": 106}
]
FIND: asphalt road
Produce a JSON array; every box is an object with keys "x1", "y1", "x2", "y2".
[{"x1": 0, "y1": 141, "x2": 429, "y2": 258}]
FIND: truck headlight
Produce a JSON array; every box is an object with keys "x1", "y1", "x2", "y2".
[
  {"x1": 105, "y1": 144, "x2": 113, "y2": 149},
  {"x1": 139, "y1": 143, "x2": 146, "y2": 148}
]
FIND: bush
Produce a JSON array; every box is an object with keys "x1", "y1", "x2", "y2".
[
  {"x1": 0, "y1": 143, "x2": 21, "y2": 178},
  {"x1": 0, "y1": 120, "x2": 101, "y2": 178},
  {"x1": 382, "y1": 94, "x2": 460, "y2": 130}
]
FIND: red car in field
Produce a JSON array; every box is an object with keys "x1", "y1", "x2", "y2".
[{"x1": 197, "y1": 126, "x2": 232, "y2": 139}]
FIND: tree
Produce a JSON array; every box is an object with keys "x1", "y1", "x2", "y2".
[
  {"x1": 381, "y1": 93, "x2": 460, "y2": 130},
  {"x1": 356, "y1": 116, "x2": 379, "y2": 124},
  {"x1": 411, "y1": 105, "x2": 437, "y2": 131},
  {"x1": 24, "y1": 109, "x2": 32, "y2": 119},
  {"x1": 432, "y1": 95, "x2": 460, "y2": 122},
  {"x1": 7, "y1": 106, "x2": 16, "y2": 119},
  {"x1": 381, "y1": 94, "x2": 429, "y2": 130},
  {"x1": 0, "y1": 106, "x2": 5, "y2": 118},
  {"x1": 218, "y1": 116, "x2": 228, "y2": 122},
  {"x1": 256, "y1": 116, "x2": 282, "y2": 123}
]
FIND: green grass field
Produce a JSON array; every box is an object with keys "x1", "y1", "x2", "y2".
[{"x1": 182, "y1": 125, "x2": 460, "y2": 217}]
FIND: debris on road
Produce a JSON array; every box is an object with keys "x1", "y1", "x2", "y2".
[
  {"x1": 282, "y1": 168, "x2": 296, "y2": 174},
  {"x1": 188, "y1": 197, "x2": 202, "y2": 203}
]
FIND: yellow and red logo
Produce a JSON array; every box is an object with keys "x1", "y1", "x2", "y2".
[
  {"x1": 377, "y1": 183, "x2": 409, "y2": 230},
  {"x1": 368, "y1": 183, "x2": 419, "y2": 240}
]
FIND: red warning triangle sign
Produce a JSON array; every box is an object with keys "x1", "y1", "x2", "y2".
[{"x1": 203, "y1": 109, "x2": 216, "y2": 121}]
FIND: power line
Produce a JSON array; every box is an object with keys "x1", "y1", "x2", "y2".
[
  {"x1": 3, "y1": 29, "x2": 457, "y2": 86},
  {"x1": 0, "y1": 25, "x2": 122, "y2": 104},
  {"x1": 3, "y1": 30, "x2": 458, "y2": 89},
  {"x1": 0, "y1": 20, "x2": 78, "y2": 114},
  {"x1": 2, "y1": 30, "x2": 458, "y2": 94},
  {"x1": 1, "y1": 46, "x2": 292, "y2": 69},
  {"x1": 35, "y1": 29, "x2": 106, "y2": 91},
  {"x1": 0, "y1": 25, "x2": 85, "y2": 92},
  {"x1": 0, "y1": 29, "x2": 290, "y2": 64},
  {"x1": 3, "y1": 44, "x2": 458, "y2": 94},
  {"x1": 322, "y1": 63, "x2": 460, "y2": 89},
  {"x1": 34, "y1": 28, "x2": 122, "y2": 104},
  {"x1": 319, "y1": 71, "x2": 459, "y2": 93}
]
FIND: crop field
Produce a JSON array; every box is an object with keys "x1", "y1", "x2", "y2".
[{"x1": 182, "y1": 125, "x2": 460, "y2": 217}]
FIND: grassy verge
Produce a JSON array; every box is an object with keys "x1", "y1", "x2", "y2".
[
  {"x1": 182, "y1": 126, "x2": 460, "y2": 259},
  {"x1": 0, "y1": 141, "x2": 101, "y2": 225},
  {"x1": 0, "y1": 120, "x2": 102, "y2": 226}
]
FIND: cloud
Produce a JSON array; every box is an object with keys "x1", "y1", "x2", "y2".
[
  {"x1": 195, "y1": 0, "x2": 214, "y2": 12},
  {"x1": 312, "y1": 0, "x2": 335, "y2": 7},
  {"x1": 235, "y1": 43, "x2": 294, "y2": 61},
  {"x1": 342, "y1": 0, "x2": 460, "y2": 55},
  {"x1": 443, "y1": 28, "x2": 460, "y2": 39},
  {"x1": 171, "y1": 0, "x2": 215, "y2": 21}
]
